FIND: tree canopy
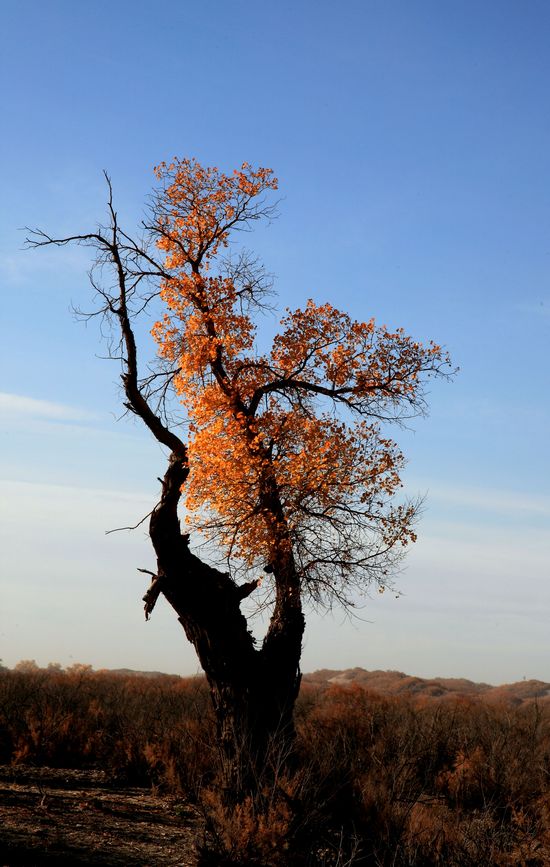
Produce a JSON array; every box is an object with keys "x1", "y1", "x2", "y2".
[{"x1": 148, "y1": 158, "x2": 451, "y2": 605}]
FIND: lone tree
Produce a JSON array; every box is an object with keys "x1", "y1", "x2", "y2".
[{"x1": 29, "y1": 159, "x2": 452, "y2": 794}]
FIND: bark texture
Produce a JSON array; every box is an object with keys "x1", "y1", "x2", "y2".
[{"x1": 147, "y1": 452, "x2": 304, "y2": 796}]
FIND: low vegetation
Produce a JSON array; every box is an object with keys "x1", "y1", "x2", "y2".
[{"x1": 1, "y1": 664, "x2": 549, "y2": 865}]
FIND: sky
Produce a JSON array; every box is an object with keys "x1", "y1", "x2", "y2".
[{"x1": 1, "y1": 0, "x2": 549, "y2": 684}]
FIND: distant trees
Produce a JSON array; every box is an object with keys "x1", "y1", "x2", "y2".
[
  {"x1": 29, "y1": 158, "x2": 452, "y2": 800},
  {"x1": 13, "y1": 659, "x2": 39, "y2": 673}
]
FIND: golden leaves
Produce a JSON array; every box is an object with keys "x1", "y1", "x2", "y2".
[
  {"x1": 153, "y1": 158, "x2": 278, "y2": 265},
  {"x1": 148, "y1": 157, "x2": 450, "y2": 582}
]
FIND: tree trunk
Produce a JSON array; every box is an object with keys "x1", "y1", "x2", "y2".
[{"x1": 145, "y1": 453, "x2": 305, "y2": 799}]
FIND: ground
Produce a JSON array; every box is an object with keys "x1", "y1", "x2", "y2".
[{"x1": 0, "y1": 766, "x2": 200, "y2": 866}]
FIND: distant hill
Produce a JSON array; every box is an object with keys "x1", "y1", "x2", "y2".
[
  {"x1": 10, "y1": 663, "x2": 548, "y2": 704},
  {"x1": 99, "y1": 668, "x2": 182, "y2": 680},
  {"x1": 302, "y1": 667, "x2": 550, "y2": 704}
]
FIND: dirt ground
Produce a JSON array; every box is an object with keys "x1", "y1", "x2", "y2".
[{"x1": 0, "y1": 765, "x2": 201, "y2": 866}]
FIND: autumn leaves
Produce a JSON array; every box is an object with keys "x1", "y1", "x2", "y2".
[{"x1": 150, "y1": 159, "x2": 451, "y2": 601}]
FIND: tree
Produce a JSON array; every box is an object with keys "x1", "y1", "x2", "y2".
[{"x1": 29, "y1": 158, "x2": 452, "y2": 797}]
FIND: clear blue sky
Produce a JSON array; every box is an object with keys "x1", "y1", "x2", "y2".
[{"x1": 1, "y1": 0, "x2": 549, "y2": 683}]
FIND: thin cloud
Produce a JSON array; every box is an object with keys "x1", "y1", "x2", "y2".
[
  {"x1": 422, "y1": 482, "x2": 550, "y2": 519},
  {"x1": 0, "y1": 477, "x2": 155, "y2": 512},
  {"x1": 0, "y1": 245, "x2": 91, "y2": 287},
  {"x1": 0, "y1": 392, "x2": 98, "y2": 423}
]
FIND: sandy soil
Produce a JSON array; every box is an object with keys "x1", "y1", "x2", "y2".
[{"x1": 0, "y1": 765, "x2": 201, "y2": 866}]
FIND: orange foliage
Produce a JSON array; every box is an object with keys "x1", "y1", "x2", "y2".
[{"x1": 150, "y1": 158, "x2": 451, "y2": 598}]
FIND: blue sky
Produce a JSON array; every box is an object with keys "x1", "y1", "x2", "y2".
[{"x1": 1, "y1": 0, "x2": 549, "y2": 682}]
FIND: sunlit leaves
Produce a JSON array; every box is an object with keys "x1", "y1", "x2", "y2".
[
  {"x1": 150, "y1": 159, "x2": 451, "y2": 603},
  {"x1": 153, "y1": 158, "x2": 278, "y2": 266}
]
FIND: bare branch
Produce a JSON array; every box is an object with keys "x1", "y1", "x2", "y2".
[{"x1": 105, "y1": 509, "x2": 156, "y2": 535}]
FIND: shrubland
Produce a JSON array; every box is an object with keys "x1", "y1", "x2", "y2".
[{"x1": 1, "y1": 665, "x2": 548, "y2": 865}]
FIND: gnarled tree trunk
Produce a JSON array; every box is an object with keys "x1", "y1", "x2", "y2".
[{"x1": 144, "y1": 452, "x2": 305, "y2": 798}]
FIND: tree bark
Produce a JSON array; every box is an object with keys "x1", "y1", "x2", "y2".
[{"x1": 147, "y1": 452, "x2": 305, "y2": 799}]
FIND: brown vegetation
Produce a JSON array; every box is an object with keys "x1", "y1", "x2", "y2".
[
  {"x1": 304, "y1": 667, "x2": 550, "y2": 704},
  {"x1": 1, "y1": 665, "x2": 549, "y2": 865}
]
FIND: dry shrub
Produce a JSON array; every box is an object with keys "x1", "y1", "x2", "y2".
[
  {"x1": 200, "y1": 785, "x2": 293, "y2": 866},
  {"x1": 0, "y1": 666, "x2": 214, "y2": 789},
  {"x1": 1, "y1": 668, "x2": 550, "y2": 864},
  {"x1": 436, "y1": 746, "x2": 492, "y2": 808},
  {"x1": 291, "y1": 687, "x2": 550, "y2": 865}
]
